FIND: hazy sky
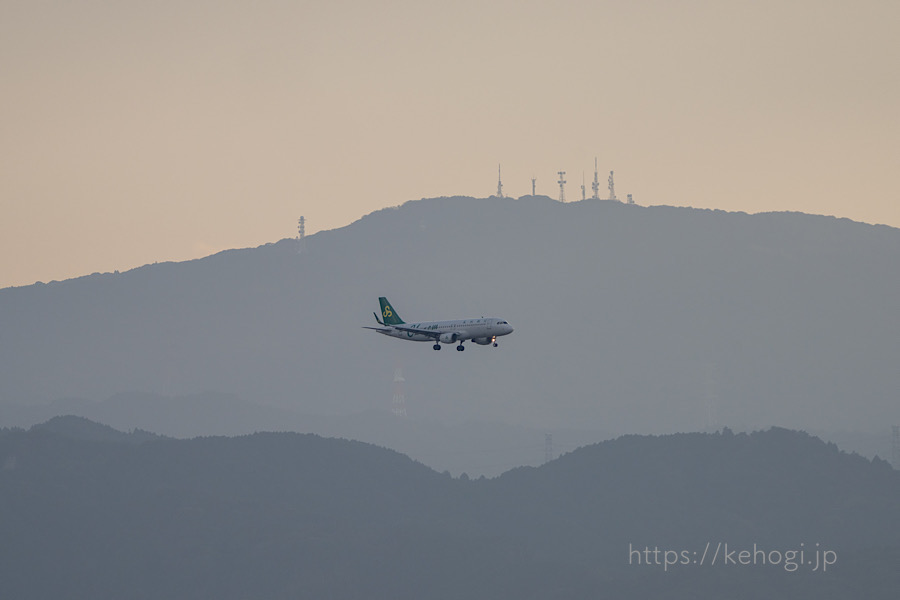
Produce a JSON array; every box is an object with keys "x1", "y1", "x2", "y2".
[{"x1": 2, "y1": 0, "x2": 898, "y2": 288}]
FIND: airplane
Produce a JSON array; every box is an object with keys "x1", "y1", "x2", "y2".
[{"x1": 363, "y1": 297, "x2": 514, "y2": 351}]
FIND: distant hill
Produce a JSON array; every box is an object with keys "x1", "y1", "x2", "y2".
[
  {"x1": 29, "y1": 414, "x2": 165, "y2": 444},
  {"x1": 0, "y1": 422, "x2": 897, "y2": 599},
  {"x1": 0, "y1": 391, "x2": 614, "y2": 477},
  {"x1": 2, "y1": 196, "x2": 899, "y2": 439}
]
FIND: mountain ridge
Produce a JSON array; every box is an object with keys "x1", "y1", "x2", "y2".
[
  {"x1": 1, "y1": 419, "x2": 898, "y2": 598},
  {"x1": 2, "y1": 196, "x2": 899, "y2": 438}
]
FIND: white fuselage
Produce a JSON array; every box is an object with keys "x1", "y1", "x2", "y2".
[{"x1": 379, "y1": 317, "x2": 514, "y2": 345}]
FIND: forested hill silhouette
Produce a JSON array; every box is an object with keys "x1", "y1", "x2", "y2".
[
  {"x1": 2, "y1": 196, "x2": 899, "y2": 436},
  {"x1": 0, "y1": 421, "x2": 897, "y2": 599}
]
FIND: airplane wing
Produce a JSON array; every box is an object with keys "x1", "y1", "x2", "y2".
[
  {"x1": 388, "y1": 324, "x2": 444, "y2": 340},
  {"x1": 361, "y1": 324, "x2": 444, "y2": 339},
  {"x1": 362, "y1": 312, "x2": 391, "y2": 332}
]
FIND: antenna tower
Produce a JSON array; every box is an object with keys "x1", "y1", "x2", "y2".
[
  {"x1": 581, "y1": 172, "x2": 586, "y2": 201},
  {"x1": 496, "y1": 164, "x2": 504, "y2": 198},
  {"x1": 704, "y1": 361, "x2": 719, "y2": 430},
  {"x1": 544, "y1": 433, "x2": 554, "y2": 464},
  {"x1": 531, "y1": 177, "x2": 536, "y2": 196},
  {"x1": 297, "y1": 216, "x2": 306, "y2": 253},
  {"x1": 591, "y1": 158, "x2": 601, "y2": 199},
  {"x1": 557, "y1": 171, "x2": 567, "y2": 203},
  {"x1": 607, "y1": 171, "x2": 618, "y2": 202},
  {"x1": 392, "y1": 364, "x2": 407, "y2": 418},
  {"x1": 892, "y1": 425, "x2": 900, "y2": 469}
]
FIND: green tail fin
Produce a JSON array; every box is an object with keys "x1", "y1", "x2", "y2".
[{"x1": 378, "y1": 297, "x2": 404, "y2": 325}]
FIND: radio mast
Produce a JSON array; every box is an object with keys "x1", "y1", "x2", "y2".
[
  {"x1": 608, "y1": 171, "x2": 618, "y2": 202},
  {"x1": 297, "y1": 216, "x2": 306, "y2": 253}
]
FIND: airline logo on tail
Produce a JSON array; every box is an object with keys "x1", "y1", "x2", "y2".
[{"x1": 378, "y1": 297, "x2": 405, "y2": 325}]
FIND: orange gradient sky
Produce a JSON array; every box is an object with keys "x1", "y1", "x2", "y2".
[{"x1": 2, "y1": 0, "x2": 898, "y2": 288}]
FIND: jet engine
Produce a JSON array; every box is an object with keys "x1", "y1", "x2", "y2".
[
  {"x1": 472, "y1": 337, "x2": 493, "y2": 346},
  {"x1": 439, "y1": 332, "x2": 458, "y2": 344}
]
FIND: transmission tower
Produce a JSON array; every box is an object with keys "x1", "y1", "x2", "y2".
[
  {"x1": 297, "y1": 216, "x2": 306, "y2": 253},
  {"x1": 531, "y1": 177, "x2": 536, "y2": 196},
  {"x1": 607, "y1": 171, "x2": 618, "y2": 202},
  {"x1": 496, "y1": 164, "x2": 504, "y2": 198},
  {"x1": 892, "y1": 425, "x2": 900, "y2": 469},
  {"x1": 703, "y1": 361, "x2": 719, "y2": 431},
  {"x1": 591, "y1": 158, "x2": 601, "y2": 199},
  {"x1": 392, "y1": 364, "x2": 407, "y2": 418},
  {"x1": 557, "y1": 171, "x2": 567, "y2": 203}
]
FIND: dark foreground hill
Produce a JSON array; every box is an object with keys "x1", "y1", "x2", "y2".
[
  {"x1": 2, "y1": 196, "x2": 900, "y2": 439},
  {"x1": 1, "y1": 421, "x2": 898, "y2": 599}
]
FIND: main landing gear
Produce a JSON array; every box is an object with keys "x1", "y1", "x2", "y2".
[{"x1": 432, "y1": 343, "x2": 466, "y2": 351}]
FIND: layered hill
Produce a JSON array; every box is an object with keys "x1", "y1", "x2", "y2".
[
  {"x1": 0, "y1": 421, "x2": 897, "y2": 599},
  {"x1": 2, "y1": 196, "x2": 899, "y2": 436}
]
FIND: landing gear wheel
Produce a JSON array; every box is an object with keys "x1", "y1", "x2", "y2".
[
  {"x1": 456, "y1": 344, "x2": 465, "y2": 351},
  {"x1": 493, "y1": 342, "x2": 498, "y2": 347},
  {"x1": 433, "y1": 344, "x2": 441, "y2": 350}
]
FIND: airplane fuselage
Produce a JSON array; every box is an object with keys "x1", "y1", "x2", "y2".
[
  {"x1": 377, "y1": 317, "x2": 513, "y2": 345},
  {"x1": 364, "y1": 297, "x2": 514, "y2": 350}
]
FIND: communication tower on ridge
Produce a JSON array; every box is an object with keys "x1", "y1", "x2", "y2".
[
  {"x1": 297, "y1": 216, "x2": 306, "y2": 253},
  {"x1": 591, "y1": 158, "x2": 601, "y2": 199},
  {"x1": 545, "y1": 433, "x2": 554, "y2": 463},
  {"x1": 531, "y1": 177, "x2": 536, "y2": 196},
  {"x1": 496, "y1": 164, "x2": 504, "y2": 198},
  {"x1": 581, "y1": 172, "x2": 586, "y2": 201},
  {"x1": 608, "y1": 171, "x2": 618, "y2": 202},
  {"x1": 557, "y1": 171, "x2": 567, "y2": 203}
]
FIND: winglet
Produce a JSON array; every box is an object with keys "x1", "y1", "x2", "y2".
[{"x1": 374, "y1": 312, "x2": 384, "y2": 325}]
